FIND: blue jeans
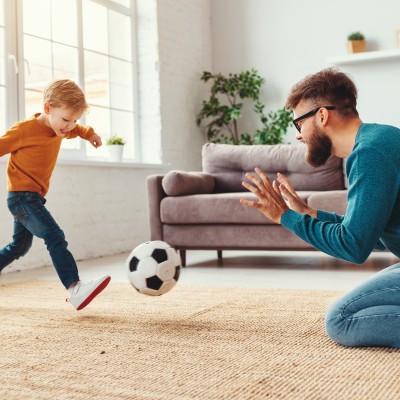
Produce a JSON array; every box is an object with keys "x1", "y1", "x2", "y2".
[
  {"x1": 0, "y1": 191, "x2": 79, "y2": 289},
  {"x1": 325, "y1": 262, "x2": 400, "y2": 348}
]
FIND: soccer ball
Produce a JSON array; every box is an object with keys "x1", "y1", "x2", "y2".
[{"x1": 126, "y1": 240, "x2": 181, "y2": 296}]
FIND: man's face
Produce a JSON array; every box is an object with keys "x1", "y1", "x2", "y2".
[{"x1": 293, "y1": 103, "x2": 332, "y2": 167}]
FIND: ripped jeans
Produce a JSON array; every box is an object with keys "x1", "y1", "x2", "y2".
[
  {"x1": 0, "y1": 191, "x2": 79, "y2": 289},
  {"x1": 325, "y1": 262, "x2": 400, "y2": 348}
]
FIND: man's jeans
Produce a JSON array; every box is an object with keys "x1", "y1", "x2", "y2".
[
  {"x1": 326, "y1": 262, "x2": 400, "y2": 348},
  {"x1": 0, "y1": 191, "x2": 79, "y2": 288}
]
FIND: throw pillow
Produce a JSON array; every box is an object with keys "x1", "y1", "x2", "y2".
[{"x1": 162, "y1": 170, "x2": 215, "y2": 196}]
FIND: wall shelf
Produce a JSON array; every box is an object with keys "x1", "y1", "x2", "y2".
[{"x1": 326, "y1": 49, "x2": 400, "y2": 66}]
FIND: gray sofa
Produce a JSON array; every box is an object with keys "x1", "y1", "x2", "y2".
[{"x1": 146, "y1": 143, "x2": 347, "y2": 266}]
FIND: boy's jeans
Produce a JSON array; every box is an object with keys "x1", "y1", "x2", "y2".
[
  {"x1": 0, "y1": 191, "x2": 79, "y2": 289},
  {"x1": 325, "y1": 262, "x2": 400, "y2": 348}
]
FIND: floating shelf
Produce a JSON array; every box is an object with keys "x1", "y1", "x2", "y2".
[{"x1": 326, "y1": 49, "x2": 400, "y2": 66}]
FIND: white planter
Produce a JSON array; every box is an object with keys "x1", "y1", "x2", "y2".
[{"x1": 106, "y1": 145, "x2": 124, "y2": 162}]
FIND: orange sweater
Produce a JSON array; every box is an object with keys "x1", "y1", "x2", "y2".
[{"x1": 0, "y1": 114, "x2": 96, "y2": 197}]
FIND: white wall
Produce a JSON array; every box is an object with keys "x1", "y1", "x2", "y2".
[
  {"x1": 158, "y1": 0, "x2": 212, "y2": 169},
  {"x1": 0, "y1": 0, "x2": 212, "y2": 274},
  {"x1": 211, "y1": 0, "x2": 400, "y2": 143}
]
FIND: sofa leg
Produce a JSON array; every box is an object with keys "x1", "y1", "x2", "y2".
[
  {"x1": 217, "y1": 250, "x2": 223, "y2": 260},
  {"x1": 179, "y1": 250, "x2": 186, "y2": 267}
]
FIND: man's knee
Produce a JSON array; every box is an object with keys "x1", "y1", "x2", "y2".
[{"x1": 325, "y1": 300, "x2": 350, "y2": 347}]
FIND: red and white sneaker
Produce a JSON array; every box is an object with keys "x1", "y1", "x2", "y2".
[{"x1": 67, "y1": 275, "x2": 111, "y2": 311}]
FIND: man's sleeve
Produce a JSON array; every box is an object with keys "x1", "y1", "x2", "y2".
[
  {"x1": 317, "y1": 210, "x2": 344, "y2": 224},
  {"x1": 281, "y1": 147, "x2": 395, "y2": 263}
]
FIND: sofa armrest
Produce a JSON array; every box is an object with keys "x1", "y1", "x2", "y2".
[{"x1": 146, "y1": 174, "x2": 167, "y2": 241}]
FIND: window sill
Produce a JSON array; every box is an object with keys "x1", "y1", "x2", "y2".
[
  {"x1": 0, "y1": 155, "x2": 168, "y2": 169},
  {"x1": 57, "y1": 157, "x2": 168, "y2": 169}
]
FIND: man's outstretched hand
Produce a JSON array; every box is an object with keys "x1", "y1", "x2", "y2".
[
  {"x1": 273, "y1": 173, "x2": 317, "y2": 218},
  {"x1": 240, "y1": 167, "x2": 289, "y2": 224}
]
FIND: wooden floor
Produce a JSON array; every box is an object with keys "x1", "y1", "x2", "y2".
[{"x1": 1, "y1": 250, "x2": 399, "y2": 291}]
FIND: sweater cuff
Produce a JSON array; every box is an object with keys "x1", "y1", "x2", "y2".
[
  {"x1": 280, "y1": 209, "x2": 304, "y2": 230},
  {"x1": 317, "y1": 209, "x2": 344, "y2": 223},
  {"x1": 317, "y1": 210, "x2": 335, "y2": 221}
]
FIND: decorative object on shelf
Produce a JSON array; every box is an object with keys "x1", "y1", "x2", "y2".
[
  {"x1": 347, "y1": 32, "x2": 366, "y2": 53},
  {"x1": 197, "y1": 69, "x2": 292, "y2": 145},
  {"x1": 106, "y1": 135, "x2": 125, "y2": 162},
  {"x1": 395, "y1": 29, "x2": 400, "y2": 48}
]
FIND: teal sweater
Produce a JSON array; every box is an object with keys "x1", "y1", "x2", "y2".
[{"x1": 281, "y1": 123, "x2": 400, "y2": 264}]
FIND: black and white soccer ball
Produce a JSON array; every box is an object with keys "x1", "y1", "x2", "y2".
[{"x1": 126, "y1": 240, "x2": 181, "y2": 296}]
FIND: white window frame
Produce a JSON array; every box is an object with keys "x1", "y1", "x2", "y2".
[{"x1": 2, "y1": 0, "x2": 141, "y2": 162}]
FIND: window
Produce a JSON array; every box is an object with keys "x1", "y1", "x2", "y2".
[
  {"x1": 0, "y1": 0, "x2": 5, "y2": 133},
  {"x1": 1, "y1": 0, "x2": 139, "y2": 161}
]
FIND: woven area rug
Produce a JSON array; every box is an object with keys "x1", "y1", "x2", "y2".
[{"x1": 1, "y1": 281, "x2": 400, "y2": 400}]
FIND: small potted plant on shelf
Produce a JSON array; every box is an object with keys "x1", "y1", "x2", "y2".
[
  {"x1": 106, "y1": 135, "x2": 125, "y2": 162},
  {"x1": 347, "y1": 32, "x2": 366, "y2": 54}
]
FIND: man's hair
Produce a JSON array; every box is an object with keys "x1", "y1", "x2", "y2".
[
  {"x1": 43, "y1": 79, "x2": 89, "y2": 113},
  {"x1": 286, "y1": 68, "x2": 359, "y2": 117}
]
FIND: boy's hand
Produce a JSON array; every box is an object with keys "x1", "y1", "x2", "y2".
[{"x1": 89, "y1": 134, "x2": 102, "y2": 148}]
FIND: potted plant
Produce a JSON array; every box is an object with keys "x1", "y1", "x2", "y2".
[
  {"x1": 106, "y1": 135, "x2": 125, "y2": 162},
  {"x1": 347, "y1": 32, "x2": 366, "y2": 54},
  {"x1": 197, "y1": 69, "x2": 292, "y2": 145}
]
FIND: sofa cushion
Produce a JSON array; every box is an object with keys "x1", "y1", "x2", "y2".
[
  {"x1": 162, "y1": 170, "x2": 215, "y2": 196},
  {"x1": 307, "y1": 191, "x2": 347, "y2": 215},
  {"x1": 163, "y1": 224, "x2": 313, "y2": 250},
  {"x1": 160, "y1": 191, "x2": 315, "y2": 225},
  {"x1": 202, "y1": 143, "x2": 344, "y2": 193}
]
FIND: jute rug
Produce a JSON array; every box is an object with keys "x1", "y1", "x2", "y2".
[{"x1": 1, "y1": 281, "x2": 400, "y2": 400}]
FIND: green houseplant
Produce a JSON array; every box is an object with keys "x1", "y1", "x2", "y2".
[
  {"x1": 347, "y1": 31, "x2": 366, "y2": 53},
  {"x1": 197, "y1": 69, "x2": 292, "y2": 145},
  {"x1": 106, "y1": 135, "x2": 125, "y2": 162},
  {"x1": 106, "y1": 135, "x2": 126, "y2": 145}
]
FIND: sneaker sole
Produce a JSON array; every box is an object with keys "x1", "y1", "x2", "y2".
[{"x1": 76, "y1": 276, "x2": 111, "y2": 311}]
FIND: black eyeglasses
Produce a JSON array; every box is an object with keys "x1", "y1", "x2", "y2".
[{"x1": 293, "y1": 106, "x2": 336, "y2": 133}]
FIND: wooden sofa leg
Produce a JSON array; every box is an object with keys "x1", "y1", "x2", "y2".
[
  {"x1": 217, "y1": 250, "x2": 223, "y2": 260},
  {"x1": 179, "y1": 250, "x2": 186, "y2": 267}
]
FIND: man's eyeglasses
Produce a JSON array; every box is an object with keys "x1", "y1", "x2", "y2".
[{"x1": 293, "y1": 106, "x2": 336, "y2": 133}]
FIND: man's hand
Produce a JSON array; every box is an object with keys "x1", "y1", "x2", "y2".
[
  {"x1": 89, "y1": 134, "x2": 102, "y2": 148},
  {"x1": 273, "y1": 173, "x2": 317, "y2": 218},
  {"x1": 240, "y1": 167, "x2": 289, "y2": 224}
]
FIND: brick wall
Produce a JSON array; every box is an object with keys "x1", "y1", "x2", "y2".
[{"x1": 157, "y1": 0, "x2": 212, "y2": 169}]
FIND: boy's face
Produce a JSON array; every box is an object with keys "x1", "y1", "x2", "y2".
[{"x1": 43, "y1": 104, "x2": 84, "y2": 137}]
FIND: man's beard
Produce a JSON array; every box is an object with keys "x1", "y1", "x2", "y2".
[{"x1": 306, "y1": 122, "x2": 332, "y2": 167}]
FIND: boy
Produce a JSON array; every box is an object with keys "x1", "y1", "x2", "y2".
[{"x1": 0, "y1": 79, "x2": 110, "y2": 311}]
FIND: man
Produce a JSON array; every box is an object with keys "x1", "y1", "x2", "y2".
[{"x1": 240, "y1": 68, "x2": 400, "y2": 348}]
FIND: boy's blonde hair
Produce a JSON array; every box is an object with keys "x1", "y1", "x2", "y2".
[{"x1": 43, "y1": 79, "x2": 89, "y2": 113}]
